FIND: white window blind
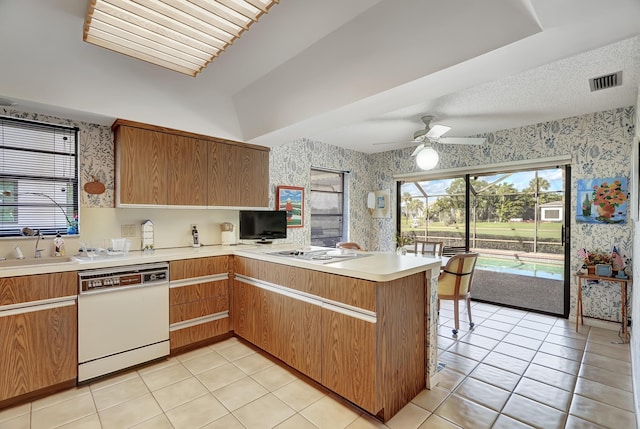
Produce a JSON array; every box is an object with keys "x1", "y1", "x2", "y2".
[{"x1": 0, "y1": 117, "x2": 79, "y2": 237}]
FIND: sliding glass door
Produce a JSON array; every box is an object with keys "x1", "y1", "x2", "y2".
[{"x1": 399, "y1": 166, "x2": 569, "y2": 317}]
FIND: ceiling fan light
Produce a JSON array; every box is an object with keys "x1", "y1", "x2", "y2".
[{"x1": 415, "y1": 146, "x2": 439, "y2": 170}]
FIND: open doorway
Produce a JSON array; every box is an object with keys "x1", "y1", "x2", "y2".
[{"x1": 399, "y1": 166, "x2": 570, "y2": 317}]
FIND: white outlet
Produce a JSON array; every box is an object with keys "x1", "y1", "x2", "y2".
[{"x1": 121, "y1": 224, "x2": 136, "y2": 237}]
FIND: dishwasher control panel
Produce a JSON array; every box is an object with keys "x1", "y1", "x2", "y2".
[{"x1": 79, "y1": 263, "x2": 169, "y2": 293}]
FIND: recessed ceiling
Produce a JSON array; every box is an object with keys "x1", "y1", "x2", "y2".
[{"x1": 0, "y1": 0, "x2": 638, "y2": 154}]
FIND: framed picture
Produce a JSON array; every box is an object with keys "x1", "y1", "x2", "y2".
[
  {"x1": 576, "y1": 177, "x2": 628, "y2": 225},
  {"x1": 371, "y1": 189, "x2": 391, "y2": 218},
  {"x1": 277, "y1": 186, "x2": 304, "y2": 228}
]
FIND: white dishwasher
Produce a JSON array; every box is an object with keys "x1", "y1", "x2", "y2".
[{"x1": 77, "y1": 263, "x2": 169, "y2": 382}]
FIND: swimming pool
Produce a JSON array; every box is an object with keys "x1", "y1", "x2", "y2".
[{"x1": 476, "y1": 256, "x2": 564, "y2": 280}]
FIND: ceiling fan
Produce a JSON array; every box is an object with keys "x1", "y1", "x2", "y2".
[{"x1": 409, "y1": 115, "x2": 485, "y2": 170}]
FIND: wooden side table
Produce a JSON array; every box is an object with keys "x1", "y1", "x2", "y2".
[{"x1": 575, "y1": 273, "x2": 631, "y2": 335}]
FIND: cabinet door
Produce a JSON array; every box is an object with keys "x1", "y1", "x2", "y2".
[
  {"x1": 208, "y1": 143, "x2": 269, "y2": 207},
  {"x1": 0, "y1": 302, "x2": 77, "y2": 402},
  {"x1": 232, "y1": 279, "x2": 321, "y2": 380},
  {"x1": 116, "y1": 126, "x2": 169, "y2": 205},
  {"x1": 321, "y1": 309, "x2": 377, "y2": 413},
  {"x1": 168, "y1": 137, "x2": 207, "y2": 206}
]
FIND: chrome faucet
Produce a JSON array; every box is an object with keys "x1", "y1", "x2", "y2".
[{"x1": 34, "y1": 230, "x2": 43, "y2": 258}]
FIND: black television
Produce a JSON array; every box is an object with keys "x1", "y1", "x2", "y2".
[{"x1": 239, "y1": 210, "x2": 287, "y2": 244}]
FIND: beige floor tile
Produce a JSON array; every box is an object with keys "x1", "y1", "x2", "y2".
[
  {"x1": 447, "y1": 341, "x2": 491, "y2": 361},
  {"x1": 522, "y1": 312, "x2": 556, "y2": 325},
  {"x1": 458, "y1": 331, "x2": 500, "y2": 350},
  {"x1": 482, "y1": 351, "x2": 530, "y2": 375},
  {"x1": 532, "y1": 351, "x2": 581, "y2": 375},
  {"x1": 480, "y1": 319, "x2": 515, "y2": 332},
  {"x1": 582, "y1": 351, "x2": 632, "y2": 375},
  {"x1": 233, "y1": 393, "x2": 296, "y2": 428},
  {"x1": 578, "y1": 363, "x2": 633, "y2": 392},
  {"x1": 493, "y1": 342, "x2": 537, "y2": 361},
  {"x1": 491, "y1": 414, "x2": 535, "y2": 429},
  {"x1": 300, "y1": 394, "x2": 361, "y2": 429},
  {"x1": 273, "y1": 378, "x2": 327, "y2": 411},
  {"x1": 490, "y1": 313, "x2": 522, "y2": 325},
  {"x1": 496, "y1": 307, "x2": 527, "y2": 318},
  {"x1": 276, "y1": 413, "x2": 322, "y2": 429},
  {"x1": 216, "y1": 341, "x2": 257, "y2": 361},
  {"x1": 470, "y1": 326, "x2": 508, "y2": 340},
  {"x1": 418, "y1": 414, "x2": 462, "y2": 428},
  {"x1": 550, "y1": 325, "x2": 589, "y2": 340},
  {"x1": 569, "y1": 394, "x2": 636, "y2": 428},
  {"x1": 545, "y1": 333, "x2": 587, "y2": 350},
  {"x1": 435, "y1": 368, "x2": 466, "y2": 391},
  {"x1": 207, "y1": 336, "x2": 241, "y2": 351},
  {"x1": 197, "y1": 362, "x2": 248, "y2": 391},
  {"x1": 573, "y1": 377, "x2": 635, "y2": 412},
  {"x1": 139, "y1": 361, "x2": 193, "y2": 391},
  {"x1": 385, "y1": 402, "x2": 429, "y2": 429},
  {"x1": 31, "y1": 385, "x2": 91, "y2": 411},
  {"x1": 136, "y1": 357, "x2": 179, "y2": 376},
  {"x1": 180, "y1": 349, "x2": 229, "y2": 375},
  {"x1": 56, "y1": 413, "x2": 102, "y2": 429},
  {"x1": 233, "y1": 351, "x2": 276, "y2": 375},
  {"x1": 411, "y1": 386, "x2": 450, "y2": 412},
  {"x1": 514, "y1": 377, "x2": 572, "y2": 411},
  {"x1": 564, "y1": 414, "x2": 608, "y2": 428},
  {"x1": 454, "y1": 377, "x2": 510, "y2": 411},
  {"x1": 202, "y1": 413, "x2": 246, "y2": 429},
  {"x1": 502, "y1": 333, "x2": 543, "y2": 350},
  {"x1": 89, "y1": 369, "x2": 140, "y2": 392},
  {"x1": 213, "y1": 376, "x2": 268, "y2": 410},
  {"x1": 512, "y1": 324, "x2": 550, "y2": 339},
  {"x1": 523, "y1": 363, "x2": 577, "y2": 391},
  {"x1": 539, "y1": 342, "x2": 584, "y2": 361},
  {"x1": 345, "y1": 413, "x2": 388, "y2": 429},
  {"x1": 165, "y1": 393, "x2": 229, "y2": 429},
  {"x1": 437, "y1": 334, "x2": 457, "y2": 350},
  {"x1": 438, "y1": 351, "x2": 479, "y2": 375},
  {"x1": 502, "y1": 394, "x2": 566, "y2": 429},
  {"x1": 92, "y1": 376, "x2": 150, "y2": 411},
  {"x1": 0, "y1": 403, "x2": 30, "y2": 423},
  {"x1": 152, "y1": 376, "x2": 209, "y2": 411},
  {"x1": 585, "y1": 341, "x2": 631, "y2": 361},
  {"x1": 251, "y1": 363, "x2": 298, "y2": 391},
  {"x1": 130, "y1": 414, "x2": 174, "y2": 429},
  {"x1": 0, "y1": 414, "x2": 31, "y2": 429},
  {"x1": 434, "y1": 393, "x2": 497, "y2": 429},
  {"x1": 31, "y1": 392, "x2": 96, "y2": 429},
  {"x1": 175, "y1": 345, "x2": 215, "y2": 362},
  {"x1": 468, "y1": 363, "x2": 521, "y2": 391},
  {"x1": 97, "y1": 393, "x2": 162, "y2": 429},
  {"x1": 202, "y1": 414, "x2": 245, "y2": 429}
]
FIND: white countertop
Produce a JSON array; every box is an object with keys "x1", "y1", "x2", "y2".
[{"x1": 0, "y1": 243, "x2": 441, "y2": 282}]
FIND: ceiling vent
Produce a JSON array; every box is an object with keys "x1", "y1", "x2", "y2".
[{"x1": 589, "y1": 71, "x2": 622, "y2": 92}]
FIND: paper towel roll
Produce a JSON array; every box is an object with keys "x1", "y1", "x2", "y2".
[{"x1": 221, "y1": 230, "x2": 236, "y2": 245}]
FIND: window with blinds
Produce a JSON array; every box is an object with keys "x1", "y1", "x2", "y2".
[
  {"x1": 310, "y1": 168, "x2": 346, "y2": 247},
  {"x1": 0, "y1": 117, "x2": 79, "y2": 237}
]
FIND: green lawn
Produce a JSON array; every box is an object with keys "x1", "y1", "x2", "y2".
[{"x1": 402, "y1": 220, "x2": 562, "y2": 240}]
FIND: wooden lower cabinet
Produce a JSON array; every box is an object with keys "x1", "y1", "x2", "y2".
[
  {"x1": 233, "y1": 280, "x2": 321, "y2": 380},
  {"x1": 233, "y1": 257, "x2": 429, "y2": 421},
  {"x1": 0, "y1": 272, "x2": 77, "y2": 406},
  {"x1": 169, "y1": 257, "x2": 231, "y2": 352}
]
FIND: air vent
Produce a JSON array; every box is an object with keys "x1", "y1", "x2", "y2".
[{"x1": 589, "y1": 71, "x2": 622, "y2": 92}]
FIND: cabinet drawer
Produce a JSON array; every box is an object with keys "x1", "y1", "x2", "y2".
[
  {"x1": 170, "y1": 256, "x2": 229, "y2": 281},
  {"x1": 170, "y1": 280, "x2": 227, "y2": 306},
  {"x1": 170, "y1": 296, "x2": 228, "y2": 324},
  {"x1": 0, "y1": 272, "x2": 77, "y2": 306}
]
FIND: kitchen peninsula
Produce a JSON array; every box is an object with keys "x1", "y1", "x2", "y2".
[{"x1": 0, "y1": 245, "x2": 440, "y2": 422}]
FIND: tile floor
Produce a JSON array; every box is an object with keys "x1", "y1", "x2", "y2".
[{"x1": 0, "y1": 300, "x2": 635, "y2": 428}]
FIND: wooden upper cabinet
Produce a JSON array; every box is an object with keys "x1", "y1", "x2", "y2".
[
  {"x1": 113, "y1": 119, "x2": 269, "y2": 208},
  {"x1": 115, "y1": 126, "x2": 169, "y2": 205},
  {"x1": 208, "y1": 143, "x2": 269, "y2": 207},
  {"x1": 168, "y1": 137, "x2": 207, "y2": 206}
]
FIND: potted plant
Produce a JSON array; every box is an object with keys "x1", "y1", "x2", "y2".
[{"x1": 395, "y1": 232, "x2": 415, "y2": 255}]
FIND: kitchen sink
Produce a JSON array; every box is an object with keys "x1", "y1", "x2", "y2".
[{"x1": 0, "y1": 256, "x2": 78, "y2": 268}]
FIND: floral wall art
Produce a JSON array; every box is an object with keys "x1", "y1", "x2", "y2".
[{"x1": 577, "y1": 177, "x2": 628, "y2": 224}]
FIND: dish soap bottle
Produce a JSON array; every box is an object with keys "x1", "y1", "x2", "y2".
[
  {"x1": 53, "y1": 232, "x2": 65, "y2": 256},
  {"x1": 192, "y1": 225, "x2": 201, "y2": 248}
]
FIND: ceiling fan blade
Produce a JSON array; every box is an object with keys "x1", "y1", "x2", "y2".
[
  {"x1": 410, "y1": 143, "x2": 425, "y2": 157},
  {"x1": 426, "y1": 124, "x2": 451, "y2": 139},
  {"x1": 437, "y1": 137, "x2": 485, "y2": 145}
]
